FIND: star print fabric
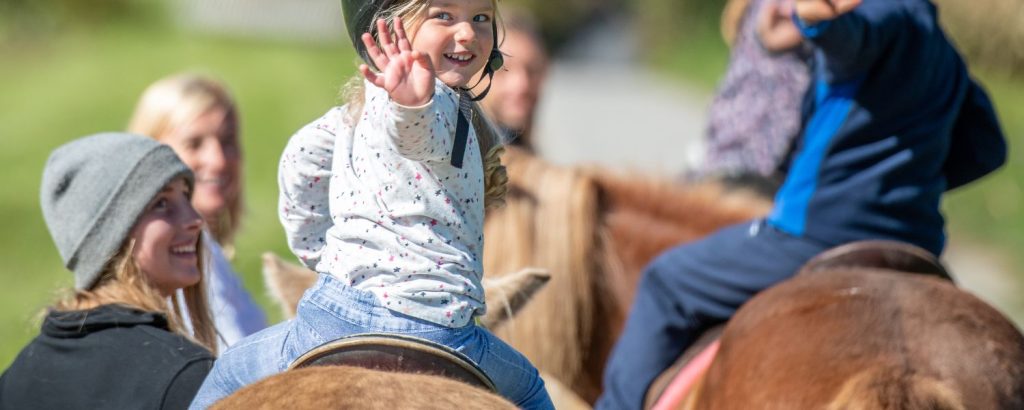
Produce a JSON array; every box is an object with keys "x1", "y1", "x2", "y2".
[{"x1": 278, "y1": 79, "x2": 486, "y2": 328}]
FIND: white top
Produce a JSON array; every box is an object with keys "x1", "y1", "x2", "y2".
[
  {"x1": 179, "y1": 231, "x2": 267, "y2": 350},
  {"x1": 203, "y1": 231, "x2": 267, "y2": 347},
  {"x1": 278, "y1": 79, "x2": 487, "y2": 327}
]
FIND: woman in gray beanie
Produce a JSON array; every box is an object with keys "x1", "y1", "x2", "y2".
[
  {"x1": 0, "y1": 132, "x2": 217, "y2": 410},
  {"x1": 129, "y1": 72, "x2": 267, "y2": 349}
]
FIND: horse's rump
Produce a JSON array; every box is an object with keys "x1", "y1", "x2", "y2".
[{"x1": 692, "y1": 269, "x2": 1024, "y2": 409}]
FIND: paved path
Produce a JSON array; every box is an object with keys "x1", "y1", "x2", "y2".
[{"x1": 530, "y1": 17, "x2": 1022, "y2": 327}]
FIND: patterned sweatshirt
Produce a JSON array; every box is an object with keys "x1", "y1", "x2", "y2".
[{"x1": 279, "y1": 79, "x2": 487, "y2": 328}]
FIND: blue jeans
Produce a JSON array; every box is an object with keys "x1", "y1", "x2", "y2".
[
  {"x1": 190, "y1": 274, "x2": 554, "y2": 409},
  {"x1": 596, "y1": 220, "x2": 831, "y2": 410}
]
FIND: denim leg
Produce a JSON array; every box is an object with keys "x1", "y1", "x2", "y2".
[
  {"x1": 193, "y1": 274, "x2": 554, "y2": 409},
  {"x1": 189, "y1": 320, "x2": 296, "y2": 409},
  {"x1": 441, "y1": 326, "x2": 554, "y2": 410},
  {"x1": 596, "y1": 221, "x2": 829, "y2": 410}
]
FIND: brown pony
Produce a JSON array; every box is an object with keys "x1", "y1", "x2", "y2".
[
  {"x1": 481, "y1": 147, "x2": 772, "y2": 402},
  {"x1": 642, "y1": 242, "x2": 1024, "y2": 409},
  {"x1": 656, "y1": 268, "x2": 1024, "y2": 409},
  {"x1": 212, "y1": 365, "x2": 518, "y2": 410}
]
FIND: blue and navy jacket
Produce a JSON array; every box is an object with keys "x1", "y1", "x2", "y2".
[{"x1": 767, "y1": 0, "x2": 1006, "y2": 256}]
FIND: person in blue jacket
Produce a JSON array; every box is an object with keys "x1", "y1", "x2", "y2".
[{"x1": 596, "y1": 0, "x2": 1007, "y2": 408}]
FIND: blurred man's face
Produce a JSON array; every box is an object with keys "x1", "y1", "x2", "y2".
[{"x1": 486, "y1": 30, "x2": 548, "y2": 133}]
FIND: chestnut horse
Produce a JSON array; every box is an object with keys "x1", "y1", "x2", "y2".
[
  {"x1": 211, "y1": 365, "x2": 517, "y2": 409},
  {"x1": 481, "y1": 147, "x2": 771, "y2": 402},
  {"x1": 484, "y1": 148, "x2": 1024, "y2": 406},
  {"x1": 646, "y1": 243, "x2": 1024, "y2": 409}
]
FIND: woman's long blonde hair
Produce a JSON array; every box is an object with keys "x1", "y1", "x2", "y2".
[
  {"x1": 721, "y1": 0, "x2": 753, "y2": 46},
  {"x1": 128, "y1": 74, "x2": 244, "y2": 254},
  {"x1": 54, "y1": 237, "x2": 218, "y2": 354},
  {"x1": 343, "y1": 0, "x2": 508, "y2": 209}
]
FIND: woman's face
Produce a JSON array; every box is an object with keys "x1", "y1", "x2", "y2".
[
  {"x1": 160, "y1": 106, "x2": 241, "y2": 221},
  {"x1": 482, "y1": 30, "x2": 548, "y2": 133},
  {"x1": 130, "y1": 178, "x2": 204, "y2": 296},
  {"x1": 411, "y1": 0, "x2": 495, "y2": 88}
]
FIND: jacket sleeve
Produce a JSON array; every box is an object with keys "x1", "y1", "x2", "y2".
[
  {"x1": 793, "y1": 0, "x2": 903, "y2": 83},
  {"x1": 278, "y1": 108, "x2": 351, "y2": 269},
  {"x1": 161, "y1": 358, "x2": 214, "y2": 410},
  {"x1": 366, "y1": 80, "x2": 458, "y2": 163},
  {"x1": 943, "y1": 79, "x2": 1007, "y2": 190}
]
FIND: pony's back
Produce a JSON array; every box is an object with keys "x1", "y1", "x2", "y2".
[{"x1": 694, "y1": 269, "x2": 1024, "y2": 409}]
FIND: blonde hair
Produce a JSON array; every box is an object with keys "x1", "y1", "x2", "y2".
[
  {"x1": 54, "y1": 237, "x2": 218, "y2": 354},
  {"x1": 342, "y1": 0, "x2": 508, "y2": 210},
  {"x1": 128, "y1": 73, "x2": 244, "y2": 253},
  {"x1": 721, "y1": 0, "x2": 752, "y2": 46}
]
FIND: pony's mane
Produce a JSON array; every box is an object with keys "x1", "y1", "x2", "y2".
[
  {"x1": 483, "y1": 148, "x2": 771, "y2": 401},
  {"x1": 484, "y1": 147, "x2": 601, "y2": 398}
]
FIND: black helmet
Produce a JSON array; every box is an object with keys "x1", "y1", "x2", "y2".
[
  {"x1": 340, "y1": 0, "x2": 503, "y2": 89},
  {"x1": 341, "y1": 0, "x2": 399, "y2": 71}
]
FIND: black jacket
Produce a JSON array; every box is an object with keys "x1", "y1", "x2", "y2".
[{"x1": 0, "y1": 304, "x2": 214, "y2": 410}]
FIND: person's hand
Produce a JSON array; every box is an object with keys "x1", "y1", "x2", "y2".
[
  {"x1": 795, "y1": 0, "x2": 862, "y2": 25},
  {"x1": 360, "y1": 18, "x2": 435, "y2": 107},
  {"x1": 757, "y1": 0, "x2": 804, "y2": 52}
]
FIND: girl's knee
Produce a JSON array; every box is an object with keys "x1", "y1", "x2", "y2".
[
  {"x1": 518, "y1": 375, "x2": 555, "y2": 410},
  {"x1": 473, "y1": 331, "x2": 551, "y2": 407}
]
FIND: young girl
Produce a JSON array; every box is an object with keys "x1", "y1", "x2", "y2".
[
  {"x1": 128, "y1": 73, "x2": 268, "y2": 349},
  {"x1": 190, "y1": 0, "x2": 552, "y2": 408},
  {"x1": 0, "y1": 133, "x2": 217, "y2": 409}
]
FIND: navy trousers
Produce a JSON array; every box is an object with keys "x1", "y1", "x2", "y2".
[{"x1": 596, "y1": 220, "x2": 831, "y2": 410}]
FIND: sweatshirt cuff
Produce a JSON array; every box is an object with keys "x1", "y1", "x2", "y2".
[
  {"x1": 389, "y1": 97, "x2": 435, "y2": 123},
  {"x1": 793, "y1": 11, "x2": 833, "y2": 39}
]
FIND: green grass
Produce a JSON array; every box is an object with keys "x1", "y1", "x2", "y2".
[{"x1": 0, "y1": 21, "x2": 356, "y2": 367}]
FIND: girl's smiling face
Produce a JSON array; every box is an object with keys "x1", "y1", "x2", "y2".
[
  {"x1": 130, "y1": 177, "x2": 204, "y2": 296},
  {"x1": 410, "y1": 0, "x2": 496, "y2": 88}
]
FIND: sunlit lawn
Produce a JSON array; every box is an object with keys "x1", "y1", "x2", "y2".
[{"x1": 0, "y1": 21, "x2": 356, "y2": 366}]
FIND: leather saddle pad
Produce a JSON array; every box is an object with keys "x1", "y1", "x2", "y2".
[
  {"x1": 798, "y1": 239, "x2": 953, "y2": 282},
  {"x1": 288, "y1": 333, "x2": 497, "y2": 392}
]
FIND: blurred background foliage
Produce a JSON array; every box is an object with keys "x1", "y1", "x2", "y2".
[{"x1": 1, "y1": 0, "x2": 1021, "y2": 367}]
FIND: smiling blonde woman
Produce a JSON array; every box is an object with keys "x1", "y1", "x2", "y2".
[{"x1": 129, "y1": 73, "x2": 267, "y2": 349}]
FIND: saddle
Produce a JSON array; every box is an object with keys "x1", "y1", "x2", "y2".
[
  {"x1": 797, "y1": 240, "x2": 953, "y2": 283},
  {"x1": 288, "y1": 333, "x2": 497, "y2": 392}
]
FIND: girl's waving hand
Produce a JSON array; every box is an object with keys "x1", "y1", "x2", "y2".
[{"x1": 360, "y1": 18, "x2": 436, "y2": 107}]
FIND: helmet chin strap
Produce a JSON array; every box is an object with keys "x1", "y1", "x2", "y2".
[
  {"x1": 461, "y1": 48, "x2": 504, "y2": 101},
  {"x1": 450, "y1": 25, "x2": 503, "y2": 168},
  {"x1": 450, "y1": 60, "x2": 498, "y2": 168}
]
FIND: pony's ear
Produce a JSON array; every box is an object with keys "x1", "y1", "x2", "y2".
[
  {"x1": 262, "y1": 252, "x2": 319, "y2": 319},
  {"x1": 479, "y1": 267, "x2": 551, "y2": 329}
]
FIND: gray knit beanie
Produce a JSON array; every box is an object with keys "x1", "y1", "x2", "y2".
[{"x1": 40, "y1": 132, "x2": 194, "y2": 290}]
